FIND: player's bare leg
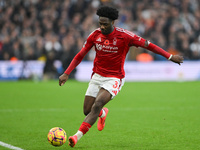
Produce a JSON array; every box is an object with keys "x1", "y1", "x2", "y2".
[
  {"x1": 68, "y1": 88, "x2": 111, "y2": 147},
  {"x1": 83, "y1": 94, "x2": 109, "y2": 131},
  {"x1": 83, "y1": 88, "x2": 111, "y2": 125},
  {"x1": 83, "y1": 96, "x2": 96, "y2": 116}
]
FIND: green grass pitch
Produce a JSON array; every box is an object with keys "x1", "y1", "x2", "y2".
[{"x1": 0, "y1": 80, "x2": 200, "y2": 150}]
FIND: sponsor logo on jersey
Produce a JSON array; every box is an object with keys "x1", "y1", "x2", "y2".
[
  {"x1": 96, "y1": 43, "x2": 118, "y2": 53},
  {"x1": 96, "y1": 43, "x2": 103, "y2": 50}
]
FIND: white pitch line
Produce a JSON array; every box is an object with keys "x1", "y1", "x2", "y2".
[{"x1": 0, "y1": 141, "x2": 24, "y2": 150}]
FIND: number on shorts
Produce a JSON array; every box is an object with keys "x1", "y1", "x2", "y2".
[{"x1": 113, "y1": 81, "x2": 118, "y2": 89}]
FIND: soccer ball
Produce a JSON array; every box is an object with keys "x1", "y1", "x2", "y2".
[{"x1": 47, "y1": 127, "x2": 67, "y2": 146}]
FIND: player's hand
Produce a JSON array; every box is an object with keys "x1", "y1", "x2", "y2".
[
  {"x1": 170, "y1": 55, "x2": 184, "y2": 65},
  {"x1": 59, "y1": 73, "x2": 69, "y2": 86}
]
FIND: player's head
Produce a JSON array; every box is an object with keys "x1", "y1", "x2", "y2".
[{"x1": 96, "y1": 6, "x2": 119, "y2": 35}]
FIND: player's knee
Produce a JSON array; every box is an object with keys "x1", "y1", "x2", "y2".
[
  {"x1": 92, "y1": 101, "x2": 103, "y2": 113},
  {"x1": 83, "y1": 105, "x2": 91, "y2": 116},
  {"x1": 83, "y1": 109, "x2": 90, "y2": 116}
]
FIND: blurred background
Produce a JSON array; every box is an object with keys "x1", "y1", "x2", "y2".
[{"x1": 0, "y1": 0, "x2": 200, "y2": 81}]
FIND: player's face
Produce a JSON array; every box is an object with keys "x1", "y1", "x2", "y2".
[{"x1": 99, "y1": 17, "x2": 114, "y2": 35}]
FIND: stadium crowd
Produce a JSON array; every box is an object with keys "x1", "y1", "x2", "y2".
[{"x1": 0, "y1": 0, "x2": 200, "y2": 67}]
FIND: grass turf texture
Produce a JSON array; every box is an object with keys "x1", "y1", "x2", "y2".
[{"x1": 0, "y1": 80, "x2": 200, "y2": 150}]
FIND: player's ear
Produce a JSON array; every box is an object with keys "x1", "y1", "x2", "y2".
[{"x1": 111, "y1": 20, "x2": 114, "y2": 25}]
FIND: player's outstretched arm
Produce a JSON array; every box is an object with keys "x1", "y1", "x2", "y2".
[
  {"x1": 170, "y1": 55, "x2": 184, "y2": 65},
  {"x1": 59, "y1": 73, "x2": 69, "y2": 86}
]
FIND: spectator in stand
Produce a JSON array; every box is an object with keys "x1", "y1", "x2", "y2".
[
  {"x1": 43, "y1": 50, "x2": 57, "y2": 80},
  {"x1": 12, "y1": 39, "x2": 24, "y2": 60},
  {"x1": 61, "y1": 33, "x2": 77, "y2": 79}
]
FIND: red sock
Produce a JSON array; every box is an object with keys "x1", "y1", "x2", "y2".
[
  {"x1": 98, "y1": 109, "x2": 103, "y2": 117},
  {"x1": 79, "y1": 122, "x2": 91, "y2": 135}
]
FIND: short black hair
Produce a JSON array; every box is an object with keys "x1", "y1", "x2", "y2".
[{"x1": 96, "y1": 6, "x2": 119, "y2": 20}]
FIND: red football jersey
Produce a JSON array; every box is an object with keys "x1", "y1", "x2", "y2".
[{"x1": 64, "y1": 27, "x2": 171, "y2": 79}]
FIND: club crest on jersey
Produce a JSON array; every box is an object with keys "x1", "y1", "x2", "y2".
[{"x1": 113, "y1": 38, "x2": 117, "y2": 45}]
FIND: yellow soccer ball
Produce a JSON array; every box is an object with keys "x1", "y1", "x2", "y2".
[{"x1": 47, "y1": 127, "x2": 67, "y2": 146}]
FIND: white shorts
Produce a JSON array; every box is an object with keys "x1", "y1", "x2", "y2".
[{"x1": 85, "y1": 73, "x2": 125, "y2": 99}]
